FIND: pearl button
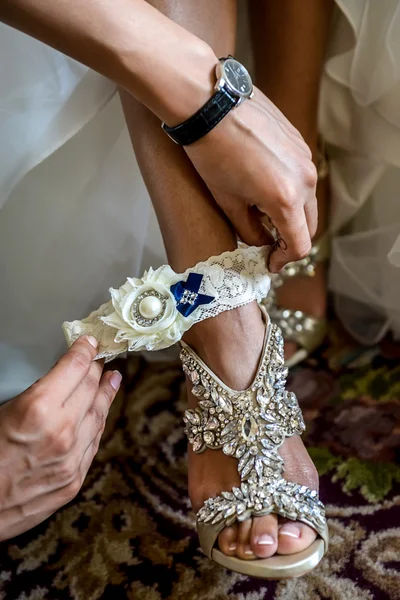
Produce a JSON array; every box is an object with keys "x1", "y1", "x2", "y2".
[{"x1": 138, "y1": 296, "x2": 163, "y2": 319}]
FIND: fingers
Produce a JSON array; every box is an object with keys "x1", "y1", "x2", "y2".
[
  {"x1": 62, "y1": 358, "x2": 104, "y2": 427},
  {"x1": 39, "y1": 336, "x2": 100, "y2": 403},
  {"x1": 268, "y1": 208, "x2": 311, "y2": 273},
  {"x1": 247, "y1": 91, "x2": 318, "y2": 268},
  {"x1": 71, "y1": 367, "x2": 121, "y2": 434},
  {"x1": 227, "y1": 205, "x2": 274, "y2": 247},
  {"x1": 267, "y1": 158, "x2": 317, "y2": 272},
  {"x1": 72, "y1": 369, "x2": 122, "y2": 484},
  {"x1": 20, "y1": 370, "x2": 121, "y2": 503},
  {"x1": 304, "y1": 196, "x2": 318, "y2": 242},
  {"x1": 302, "y1": 150, "x2": 319, "y2": 242},
  {"x1": 77, "y1": 428, "x2": 104, "y2": 489},
  {"x1": 84, "y1": 369, "x2": 122, "y2": 436}
]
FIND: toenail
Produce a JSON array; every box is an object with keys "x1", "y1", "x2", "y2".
[
  {"x1": 279, "y1": 523, "x2": 301, "y2": 539},
  {"x1": 228, "y1": 544, "x2": 237, "y2": 552},
  {"x1": 257, "y1": 534, "x2": 275, "y2": 546},
  {"x1": 244, "y1": 546, "x2": 255, "y2": 556}
]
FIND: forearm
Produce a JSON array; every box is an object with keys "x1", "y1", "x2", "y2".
[{"x1": 0, "y1": 0, "x2": 217, "y2": 123}]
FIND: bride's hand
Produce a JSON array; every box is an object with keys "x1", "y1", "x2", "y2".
[
  {"x1": 0, "y1": 337, "x2": 121, "y2": 541},
  {"x1": 184, "y1": 86, "x2": 318, "y2": 273}
]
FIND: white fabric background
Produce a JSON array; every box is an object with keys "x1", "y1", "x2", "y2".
[
  {"x1": 0, "y1": 26, "x2": 163, "y2": 401},
  {"x1": 319, "y1": 0, "x2": 400, "y2": 343}
]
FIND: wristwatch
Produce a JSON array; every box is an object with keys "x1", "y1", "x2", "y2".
[{"x1": 162, "y1": 56, "x2": 254, "y2": 146}]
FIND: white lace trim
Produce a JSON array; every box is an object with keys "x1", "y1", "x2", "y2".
[{"x1": 62, "y1": 246, "x2": 271, "y2": 361}]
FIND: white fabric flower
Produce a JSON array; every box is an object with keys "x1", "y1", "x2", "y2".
[{"x1": 100, "y1": 266, "x2": 195, "y2": 351}]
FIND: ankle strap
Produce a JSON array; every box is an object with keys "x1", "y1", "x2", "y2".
[{"x1": 62, "y1": 246, "x2": 271, "y2": 361}]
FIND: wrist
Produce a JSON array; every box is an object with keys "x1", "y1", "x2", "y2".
[
  {"x1": 160, "y1": 55, "x2": 254, "y2": 147},
  {"x1": 156, "y1": 40, "x2": 219, "y2": 126},
  {"x1": 114, "y1": 15, "x2": 218, "y2": 125}
]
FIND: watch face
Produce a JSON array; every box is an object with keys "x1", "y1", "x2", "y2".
[{"x1": 222, "y1": 58, "x2": 253, "y2": 97}]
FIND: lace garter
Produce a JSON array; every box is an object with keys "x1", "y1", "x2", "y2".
[{"x1": 62, "y1": 246, "x2": 271, "y2": 361}]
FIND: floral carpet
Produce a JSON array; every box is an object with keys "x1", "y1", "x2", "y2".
[{"x1": 0, "y1": 324, "x2": 399, "y2": 600}]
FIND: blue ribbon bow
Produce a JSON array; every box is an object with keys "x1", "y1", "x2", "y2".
[{"x1": 170, "y1": 273, "x2": 214, "y2": 317}]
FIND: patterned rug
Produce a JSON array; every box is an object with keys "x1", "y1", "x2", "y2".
[{"x1": 0, "y1": 324, "x2": 399, "y2": 600}]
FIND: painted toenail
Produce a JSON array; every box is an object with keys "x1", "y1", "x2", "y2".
[
  {"x1": 257, "y1": 534, "x2": 275, "y2": 546},
  {"x1": 244, "y1": 547, "x2": 255, "y2": 556},
  {"x1": 228, "y1": 544, "x2": 237, "y2": 552},
  {"x1": 279, "y1": 523, "x2": 301, "y2": 539}
]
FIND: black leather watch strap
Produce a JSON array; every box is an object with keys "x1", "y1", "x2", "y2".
[{"x1": 162, "y1": 87, "x2": 239, "y2": 146}]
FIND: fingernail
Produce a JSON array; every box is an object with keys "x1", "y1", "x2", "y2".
[
  {"x1": 110, "y1": 370, "x2": 122, "y2": 391},
  {"x1": 257, "y1": 534, "x2": 275, "y2": 546},
  {"x1": 86, "y1": 335, "x2": 98, "y2": 349},
  {"x1": 279, "y1": 523, "x2": 301, "y2": 539},
  {"x1": 244, "y1": 546, "x2": 255, "y2": 556},
  {"x1": 228, "y1": 543, "x2": 237, "y2": 552}
]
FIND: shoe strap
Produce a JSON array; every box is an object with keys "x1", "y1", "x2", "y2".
[
  {"x1": 268, "y1": 307, "x2": 327, "y2": 354},
  {"x1": 181, "y1": 312, "x2": 327, "y2": 549},
  {"x1": 62, "y1": 246, "x2": 271, "y2": 360}
]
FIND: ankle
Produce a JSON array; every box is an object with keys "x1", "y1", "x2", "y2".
[{"x1": 183, "y1": 302, "x2": 265, "y2": 390}]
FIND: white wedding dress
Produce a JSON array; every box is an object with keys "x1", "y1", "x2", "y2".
[{"x1": 1, "y1": 0, "x2": 400, "y2": 402}]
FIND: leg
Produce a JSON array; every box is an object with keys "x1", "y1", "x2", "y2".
[
  {"x1": 250, "y1": 0, "x2": 333, "y2": 161},
  {"x1": 249, "y1": 0, "x2": 334, "y2": 362},
  {"x1": 120, "y1": 0, "x2": 318, "y2": 559}
]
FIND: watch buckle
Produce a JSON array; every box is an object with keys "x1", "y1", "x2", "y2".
[{"x1": 161, "y1": 122, "x2": 179, "y2": 144}]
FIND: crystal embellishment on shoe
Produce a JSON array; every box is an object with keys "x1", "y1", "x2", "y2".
[
  {"x1": 181, "y1": 319, "x2": 327, "y2": 542},
  {"x1": 63, "y1": 246, "x2": 271, "y2": 360}
]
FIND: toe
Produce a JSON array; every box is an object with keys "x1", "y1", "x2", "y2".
[
  {"x1": 250, "y1": 514, "x2": 279, "y2": 558},
  {"x1": 277, "y1": 519, "x2": 317, "y2": 555},
  {"x1": 236, "y1": 519, "x2": 256, "y2": 560},
  {"x1": 218, "y1": 523, "x2": 238, "y2": 556}
]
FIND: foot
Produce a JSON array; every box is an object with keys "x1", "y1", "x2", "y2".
[{"x1": 184, "y1": 303, "x2": 319, "y2": 560}]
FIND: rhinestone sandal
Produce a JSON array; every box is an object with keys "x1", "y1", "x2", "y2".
[
  {"x1": 182, "y1": 307, "x2": 328, "y2": 579},
  {"x1": 62, "y1": 246, "x2": 328, "y2": 578}
]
